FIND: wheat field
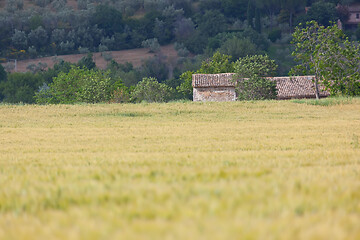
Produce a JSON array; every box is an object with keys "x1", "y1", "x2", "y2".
[{"x1": 0, "y1": 99, "x2": 359, "y2": 240}]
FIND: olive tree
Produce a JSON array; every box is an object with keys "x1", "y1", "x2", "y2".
[
  {"x1": 291, "y1": 21, "x2": 360, "y2": 98},
  {"x1": 11, "y1": 30, "x2": 28, "y2": 50}
]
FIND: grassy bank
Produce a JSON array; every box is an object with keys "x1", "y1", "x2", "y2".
[{"x1": 0, "y1": 99, "x2": 359, "y2": 239}]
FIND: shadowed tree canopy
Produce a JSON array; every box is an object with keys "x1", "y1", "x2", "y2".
[
  {"x1": 91, "y1": 5, "x2": 124, "y2": 36},
  {"x1": 304, "y1": 1, "x2": 337, "y2": 26}
]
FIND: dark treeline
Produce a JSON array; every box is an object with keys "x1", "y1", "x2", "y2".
[{"x1": 2, "y1": 0, "x2": 360, "y2": 59}]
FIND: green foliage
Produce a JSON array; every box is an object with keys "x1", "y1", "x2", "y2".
[
  {"x1": 37, "y1": 67, "x2": 112, "y2": 104},
  {"x1": 268, "y1": 29, "x2": 282, "y2": 43},
  {"x1": 221, "y1": 0, "x2": 248, "y2": 19},
  {"x1": 141, "y1": 38, "x2": 160, "y2": 53},
  {"x1": 107, "y1": 61, "x2": 143, "y2": 87},
  {"x1": 218, "y1": 37, "x2": 259, "y2": 61},
  {"x1": 77, "y1": 53, "x2": 96, "y2": 70},
  {"x1": 28, "y1": 26, "x2": 48, "y2": 51},
  {"x1": 40, "y1": 60, "x2": 73, "y2": 84},
  {"x1": 236, "y1": 76, "x2": 277, "y2": 101},
  {"x1": 291, "y1": 21, "x2": 360, "y2": 97},
  {"x1": 234, "y1": 55, "x2": 278, "y2": 100},
  {"x1": 255, "y1": 8, "x2": 261, "y2": 33},
  {"x1": 110, "y1": 87, "x2": 131, "y2": 103},
  {"x1": 194, "y1": 10, "x2": 227, "y2": 37},
  {"x1": 76, "y1": 73, "x2": 112, "y2": 104},
  {"x1": 176, "y1": 71, "x2": 193, "y2": 100},
  {"x1": 198, "y1": 52, "x2": 235, "y2": 74},
  {"x1": 247, "y1": 1, "x2": 255, "y2": 29},
  {"x1": 0, "y1": 65, "x2": 6, "y2": 84},
  {"x1": 131, "y1": 77, "x2": 174, "y2": 103},
  {"x1": 91, "y1": 4, "x2": 124, "y2": 36},
  {"x1": 183, "y1": 31, "x2": 209, "y2": 54},
  {"x1": 208, "y1": 29, "x2": 269, "y2": 54},
  {"x1": 234, "y1": 54, "x2": 277, "y2": 78},
  {"x1": 0, "y1": 72, "x2": 43, "y2": 103},
  {"x1": 140, "y1": 55, "x2": 169, "y2": 83},
  {"x1": 298, "y1": 1, "x2": 337, "y2": 27},
  {"x1": 35, "y1": 83, "x2": 52, "y2": 104},
  {"x1": 356, "y1": 24, "x2": 360, "y2": 41}
]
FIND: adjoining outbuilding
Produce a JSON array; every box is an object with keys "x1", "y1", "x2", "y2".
[{"x1": 192, "y1": 73, "x2": 329, "y2": 102}]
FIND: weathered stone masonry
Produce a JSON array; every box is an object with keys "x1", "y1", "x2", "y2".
[{"x1": 192, "y1": 73, "x2": 329, "y2": 102}]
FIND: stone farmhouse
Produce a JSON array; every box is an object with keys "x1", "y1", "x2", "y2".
[
  {"x1": 192, "y1": 73, "x2": 330, "y2": 102},
  {"x1": 339, "y1": 3, "x2": 360, "y2": 30}
]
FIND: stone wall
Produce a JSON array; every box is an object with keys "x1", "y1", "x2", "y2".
[{"x1": 193, "y1": 87, "x2": 236, "y2": 102}]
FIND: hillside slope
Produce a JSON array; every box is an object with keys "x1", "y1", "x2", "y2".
[{"x1": 6, "y1": 45, "x2": 178, "y2": 72}]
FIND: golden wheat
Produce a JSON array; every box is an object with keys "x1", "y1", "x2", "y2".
[{"x1": 0, "y1": 99, "x2": 359, "y2": 240}]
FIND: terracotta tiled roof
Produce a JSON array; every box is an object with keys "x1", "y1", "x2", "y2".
[
  {"x1": 192, "y1": 74, "x2": 330, "y2": 99},
  {"x1": 274, "y1": 76, "x2": 329, "y2": 99},
  {"x1": 347, "y1": 3, "x2": 360, "y2": 12},
  {"x1": 192, "y1": 73, "x2": 236, "y2": 87}
]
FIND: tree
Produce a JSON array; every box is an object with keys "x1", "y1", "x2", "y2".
[
  {"x1": 300, "y1": 1, "x2": 337, "y2": 27},
  {"x1": 0, "y1": 65, "x2": 7, "y2": 101},
  {"x1": 291, "y1": 21, "x2": 360, "y2": 98},
  {"x1": 77, "y1": 53, "x2": 96, "y2": 70},
  {"x1": 255, "y1": 8, "x2": 262, "y2": 33},
  {"x1": 0, "y1": 72, "x2": 43, "y2": 103},
  {"x1": 51, "y1": 29, "x2": 66, "y2": 47},
  {"x1": 198, "y1": 51, "x2": 235, "y2": 74},
  {"x1": 219, "y1": 37, "x2": 259, "y2": 61},
  {"x1": 234, "y1": 55, "x2": 278, "y2": 100},
  {"x1": 221, "y1": 0, "x2": 248, "y2": 20},
  {"x1": 141, "y1": 38, "x2": 160, "y2": 53},
  {"x1": 281, "y1": 0, "x2": 306, "y2": 31},
  {"x1": 255, "y1": 0, "x2": 281, "y2": 29},
  {"x1": 195, "y1": 10, "x2": 227, "y2": 37},
  {"x1": 39, "y1": 67, "x2": 112, "y2": 104},
  {"x1": 140, "y1": 55, "x2": 169, "y2": 82},
  {"x1": 174, "y1": 18, "x2": 195, "y2": 42},
  {"x1": 28, "y1": 26, "x2": 48, "y2": 51},
  {"x1": 247, "y1": 0, "x2": 255, "y2": 28},
  {"x1": 91, "y1": 4, "x2": 124, "y2": 36},
  {"x1": 131, "y1": 77, "x2": 174, "y2": 103},
  {"x1": 11, "y1": 30, "x2": 27, "y2": 50},
  {"x1": 176, "y1": 71, "x2": 193, "y2": 100}
]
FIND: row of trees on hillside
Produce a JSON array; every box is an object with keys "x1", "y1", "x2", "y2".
[
  {"x1": 2, "y1": 0, "x2": 360, "y2": 61},
  {"x1": 1, "y1": 20, "x2": 359, "y2": 104}
]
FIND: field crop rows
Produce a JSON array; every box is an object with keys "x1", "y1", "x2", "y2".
[{"x1": 0, "y1": 99, "x2": 359, "y2": 239}]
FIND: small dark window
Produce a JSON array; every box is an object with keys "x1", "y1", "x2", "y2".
[{"x1": 357, "y1": 13, "x2": 360, "y2": 19}]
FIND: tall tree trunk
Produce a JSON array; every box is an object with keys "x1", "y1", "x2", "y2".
[{"x1": 314, "y1": 76, "x2": 320, "y2": 100}]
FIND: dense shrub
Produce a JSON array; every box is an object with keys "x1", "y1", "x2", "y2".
[
  {"x1": 77, "y1": 53, "x2": 96, "y2": 70},
  {"x1": 131, "y1": 77, "x2": 174, "y2": 103},
  {"x1": 0, "y1": 72, "x2": 43, "y2": 103},
  {"x1": 36, "y1": 67, "x2": 112, "y2": 104},
  {"x1": 268, "y1": 29, "x2": 282, "y2": 43},
  {"x1": 141, "y1": 38, "x2": 160, "y2": 53},
  {"x1": 176, "y1": 71, "x2": 193, "y2": 100},
  {"x1": 218, "y1": 37, "x2": 258, "y2": 61}
]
